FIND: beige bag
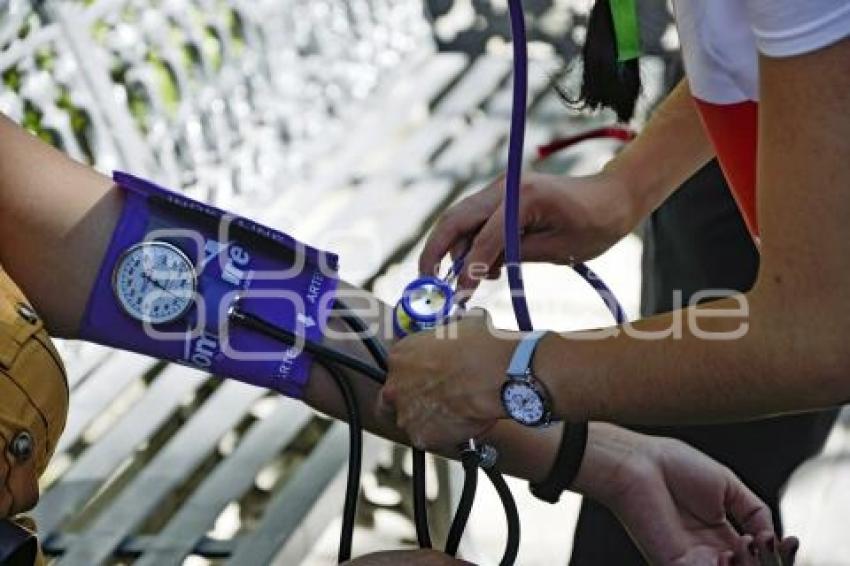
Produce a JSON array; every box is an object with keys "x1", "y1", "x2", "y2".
[{"x1": 0, "y1": 267, "x2": 68, "y2": 565}]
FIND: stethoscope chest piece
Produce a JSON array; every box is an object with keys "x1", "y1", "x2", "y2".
[{"x1": 393, "y1": 276, "x2": 455, "y2": 337}]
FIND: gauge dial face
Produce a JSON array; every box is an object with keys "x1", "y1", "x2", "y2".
[
  {"x1": 112, "y1": 241, "x2": 197, "y2": 324},
  {"x1": 502, "y1": 382, "x2": 546, "y2": 426}
]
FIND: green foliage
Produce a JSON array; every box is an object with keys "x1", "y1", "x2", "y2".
[
  {"x1": 2, "y1": 68, "x2": 21, "y2": 92},
  {"x1": 111, "y1": 62, "x2": 151, "y2": 132},
  {"x1": 56, "y1": 87, "x2": 95, "y2": 163},
  {"x1": 227, "y1": 7, "x2": 246, "y2": 53},
  {"x1": 34, "y1": 47, "x2": 55, "y2": 71},
  {"x1": 147, "y1": 51, "x2": 180, "y2": 114},
  {"x1": 21, "y1": 99, "x2": 59, "y2": 147}
]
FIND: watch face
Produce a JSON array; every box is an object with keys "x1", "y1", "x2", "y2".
[
  {"x1": 501, "y1": 381, "x2": 547, "y2": 426},
  {"x1": 112, "y1": 241, "x2": 197, "y2": 324}
]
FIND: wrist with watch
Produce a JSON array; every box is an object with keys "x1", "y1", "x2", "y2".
[
  {"x1": 501, "y1": 330, "x2": 588, "y2": 503},
  {"x1": 501, "y1": 330, "x2": 554, "y2": 427}
]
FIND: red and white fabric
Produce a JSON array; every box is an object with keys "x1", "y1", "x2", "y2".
[{"x1": 671, "y1": 0, "x2": 850, "y2": 236}]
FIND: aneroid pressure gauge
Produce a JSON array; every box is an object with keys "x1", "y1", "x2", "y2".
[{"x1": 112, "y1": 241, "x2": 197, "y2": 324}]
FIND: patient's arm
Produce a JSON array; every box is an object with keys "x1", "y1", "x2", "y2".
[
  {"x1": 0, "y1": 112, "x2": 560, "y2": 481},
  {"x1": 0, "y1": 114, "x2": 120, "y2": 336}
]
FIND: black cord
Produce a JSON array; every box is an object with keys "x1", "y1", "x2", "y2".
[
  {"x1": 331, "y1": 300, "x2": 433, "y2": 549},
  {"x1": 329, "y1": 302, "x2": 518, "y2": 562},
  {"x1": 331, "y1": 300, "x2": 388, "y2": 372},
  {"x1": 229, "y1": 306, "x2": 387, "y2": 384},
  {"x1": 319, "y1": 359, "x2": 362, "y2": 563},
  {"x1": 444, "y1": 450, "x2": 479, "y2": 556},
  {"x1": 230, "y1": 301, "x2": 513, "y2": 562},
  {"x1": 484, "y1": 466, "x2": 521, "y2": 566},
  {"x1": 229, "y1": 303, "x2": 379, "y2": 563},
  {"x1": 411, "y1": 449, "x2": 433, "y2": 549}
]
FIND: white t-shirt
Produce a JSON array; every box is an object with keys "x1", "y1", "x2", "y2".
[
  {"x1": 669, "y1": 0, "x2": 850, "y2": 236},
  {"x1": 673, "y1": 0, "x2": 850, "y2": 103}
]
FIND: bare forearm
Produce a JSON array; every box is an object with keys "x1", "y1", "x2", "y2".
[
  {"x1": 0, "y1": 114, "x2": 121, "y2": 337},
  {"x1": 538, "y1": 293, "x2": 848, "y2": 426},
  {"x1": 605, "y1": 80, "x2": 715, "y2": 225}
]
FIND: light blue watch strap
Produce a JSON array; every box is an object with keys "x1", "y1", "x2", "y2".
[{"x1": 507, "y1": 330, "x2": 548, "y2": 377}]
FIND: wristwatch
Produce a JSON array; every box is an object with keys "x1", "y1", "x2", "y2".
[{"x1": 501, "y1": 330, "x2": 554, "y2": 427}]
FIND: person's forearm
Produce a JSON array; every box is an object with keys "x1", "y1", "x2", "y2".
[
  {"x1": 536, "y1": 291, "x2": 848, "y2": 425},
  {"x1": 603, "y1": 80, "x2": 715, "y2": 226},
  {"x1": 0, "y1": 114, "x2": 120, "y2": 337}
]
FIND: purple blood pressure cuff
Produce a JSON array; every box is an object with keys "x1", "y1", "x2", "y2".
[{"x1": 79, "y1": 171, "x2": 340, "y2": 398}]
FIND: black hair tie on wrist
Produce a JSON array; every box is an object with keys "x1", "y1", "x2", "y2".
[{"x1": 530, "y1": 422, "x2": 589, "y2": 504}]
